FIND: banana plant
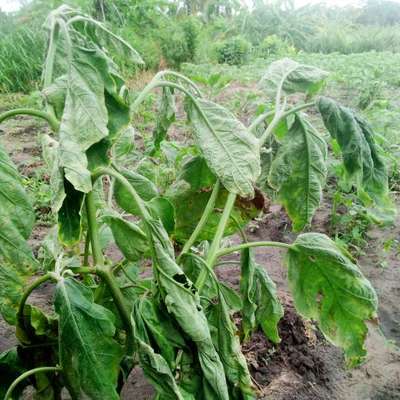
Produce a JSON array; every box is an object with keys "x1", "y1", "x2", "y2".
[{"x1": 0, "y1": 6, "x2": 390, "y2": 400}]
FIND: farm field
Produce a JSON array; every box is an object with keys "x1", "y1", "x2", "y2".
[{"x1": 0, "y1": 2, "x2": 400, "y2": 400}]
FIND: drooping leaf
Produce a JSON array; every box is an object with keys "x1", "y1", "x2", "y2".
[
  {"x1": 260, "y1": 58, "x2": 328, "y2": 96},
  {"x1": 59, "y1": 47, "x2": 109, "y2": 193},
  {"x1": 152, "y1": 87, "x2": 176, "y2": 152},
  {"x1": 58, "y1": 179, "x2": 84, "y2": 246},
  {"x1": 254, "y1": 265, "x2": 283, "y2": 344},
  {"x1": 131, "y1": 301, "x2": 185, "y2": 400},
  {"x1": 101, "y1": 212, "x2": 148, "y2": 261},
  {"x1": 147, "y1": 197, "x2": 175, "y2": 234},
  {"x1": 0, "y1": 142, "x2": 35, "y2": 263},
  {"x1": 105, "y1": 90, "x2": 130, "y2": 140},
  {"x1": 269, "y1": 114, "x2": 327, "y2": 231},
  {"x1": 148, "y1": 219, "x2": 229, "y2": 400},
  {"x1": 287, "y1": 233, "x2": 378, "y2": 367},
  {"x1": 54, "y1": 278, "x2": 123, "y2": 399},
  {"x1": 317, "y1": 96, "x2": 395, "y2": 223},
  {"x1": 114, "y1": 169, "x2": 158, "y2": 216},
  {"x1": 113, "y1": 126, "x2": 135, "y2": 161},
  {"x1": 208, "y1": 292, "x2": 254, "y2": 400},
  {"x1": 178, "y1": 155, "x2": 216, "y2": 191},
  {"x1": 240, "y1": 248, "x2": 283, "y2": 343},
  {"x1": 0, "y1": 348, "x2": 27, "y2": 399},
  {"x1": 185, "y1": 98, "x2": 260, "y2": 198}
]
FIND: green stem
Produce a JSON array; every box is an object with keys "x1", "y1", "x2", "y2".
[
  {"x1": 5, "y1": 366, "x2": 61, "y2": 400},
  {"x1": 83, "y1": 230, "x2": 91, "y2": 267},
  {"x1": 17, "y1": 274, "x2": 53, "y2": 332},
  {"x1": 177, "y1": 181, "x2": 220, "y2": 263},
  {"x1": 0, "y1": 108, "x2": 59, "y2": 132},
  {"x1": 96, "y1": 266, "x2": 134, "y2": 353},
  {"x1": 280, "y1": 101, "x2": 315, "y2": 120},
  {"x1": 216, "y1": 241, "x2": 292, "y2": 258},
  {"x1": 85, "y1": 191, "x2": 104, "y2": 267},
  {"x1": 196, "y1": 192, "x2": 237, "y2": 291}
]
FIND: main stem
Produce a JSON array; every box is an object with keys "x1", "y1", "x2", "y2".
[
  {"x1": 85, "y1": 191, "x2": 104, "y2": 267},
  {"x1": 196, "y1": 192, "x2": 237, "y2": 291}
]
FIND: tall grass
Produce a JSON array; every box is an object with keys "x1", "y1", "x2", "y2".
[
  {"x1": 0, "y1": 25, "x2": 45, "y2": 93},
  {"x1": 304, "y1": 24, "x2": 400, "y2": 54}
]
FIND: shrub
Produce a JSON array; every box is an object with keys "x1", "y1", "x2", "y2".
[
  {"x1": 257, "y1": 34, "x2": 296, "y2": 58},
  {"x1": 216, "y1": 35, "x2": 251, "y2": 66}
]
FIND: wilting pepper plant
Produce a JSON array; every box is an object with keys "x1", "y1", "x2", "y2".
[{"x1": 0, "y1": 6, "x2": 394, "y2": 400}]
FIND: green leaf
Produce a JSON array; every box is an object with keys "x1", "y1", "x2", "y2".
[
  {"x1": 166, "y1": 173, "x2": 264, "y2": 243},
  {"x1": 101, "y1": 212, "x2": 148, "y2": 261},
  {"x1": 287, "y1": 233, "x2": 378, "y2": 367},
  {"x1": 132, "y1": 301, "x2": 185, "y2": 400},
  {"x1": 114, "y1": 169, "x2": 158, "y2": 216},
  {"x1": 209, "y1": 292, "x2": 254, "y2": 399},
  {"x1": 113, "y1": 126, "x2": 135, "y2": 161},
  {"x1": 147, "y1": 197, "x2": 175, "y2": 234},
  {"x1": 185, "y1": 98, "x2": 260, "y2": 198},
  {"x1": 261, "y1": 58, "x2": 328, "y2": 96},
  {"x1": 59, "y1": 48, "x2": 109, "y2": 193},
  {"x1": 152, "y1": 87, "x2": 176, "y2": 152},
  {"x1": 178, "y1": 155, "x2": 216, "y2": 191},
  {"x1": 0, "y1": 142, "x2": 35, "y2": 264},
  {"x1": 254, "y1": 265, "x2": 283, "y2": 344},
  {"x1": 240, "y1": 249, "x2": 283, "y2": 343},
  {"x1": 58, "y1": 180, "x2": 84, "y2": 246},
  {"x1": 148, "y1": 219, "x2": 229, "y2": 400},
  {"x1": 269, "y1": 114, "x2": 327, "y2": 231},
  {"x1": 317, "y1": 97, "x2": 395, "y2": 223},
  {"x1": 0, "y1": 348, "x2": 27, "y2": 399},
  {"x1": 54, "y1": 278, "x2": 123, "y2": 399}
]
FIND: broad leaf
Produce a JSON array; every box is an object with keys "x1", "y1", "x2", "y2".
[
  {"x1": 102, "y1": 212, "x2": 148, "y2": 261},
  {"x1": 147, "y1": 197, "x2": 175, "y2": 234},
  {"x1": 167, "y1": 158, "x2": 264, "y2": 242},
  {"x1": 113, "y1": 126, "x2": 135, "y2": 161},
  {"x1": 268, "y1": 114, "x2": 327, "y2": 231},
  {"x1": 287, "y1": 233, "x2": 378, "y2": 367},
  {"x1": 261, "y1": 58, "x2": 328, "y2": 96},
  {"x1": 114, "y1": 169, "x2": 158, "y2": 216},
  {"x1": 152, "y1": 87, "x2": 176, "y2": 152},
  {"x1": 54, "y1": 278, "x2": 123, "y2": 399},
  {"x1": 185, "y1": 98, "x2": 260, "y2": 198},
  {"x1": 317, "y1": 96, "x2": 395, "y2": 223},
  {"x1": 148, "y1": 219, "x2": 229, "y2": 400},
  {"x1": 59, "y1": 48, "x2": 109, "y2": 193}
]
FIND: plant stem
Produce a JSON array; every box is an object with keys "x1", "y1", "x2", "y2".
[
  {"x1": 85, "y1": 191, "x2": 104, "y2": 267},
  {"x1": 96, "y1": 266, "x2": 134, "y2": 353},
  {"x1": 216, "y1": 241, "x2": 292, "y2": 258},
  {"x1": 83, "y1": 230, "x2": 91, "y2": 266},
  {"x1": 177, "y1": 181, "x2": 220, "y2": 263},
  {"x1": 196, "y1": 192, "x2": 237, "y2": 291},
  {"x1": 4, "y1": 366, "x2": 61, "y2": 400},
  {"x1": 280, "y1": 101, "x2": 315, "y2": 120},
  {"x1": 0, "y1": 108, "x2": 59, "y2": 132},
  {"x1": 17, "y1": 273, "x2": 53, "y2": 333}
]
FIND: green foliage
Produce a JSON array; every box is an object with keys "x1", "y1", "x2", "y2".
[
  {"x1": 257, "y1": 35, "x2": 296, "y2": 58},
  {"x1": 216, "y1": 36, "x2": 251, "y2": 66},
  {"x1": 0, "y1": 6, "x2": 391, "y2": 399}
]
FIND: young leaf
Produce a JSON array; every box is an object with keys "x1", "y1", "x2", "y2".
[
  {"x1": 268, "y1": 114, "x2": 327, "y2": 231},
  {"x1": 260, "y1": 58, "x2": 328, "y2": 96},
  {"x1": 148, "y1": 219, "x2": 229, "y2": 399},
  {"x1": 317, "y1": 96, "x2": 395, "y2": 223},
  {"x1": 54, "y1": 278, "x2": 123, "y2": 399},
  {"x1": 185, "y1": 98, "x2": 260, "y2": 198},
  {"x1": 287, "y1": 233, "x2": 378, "y2": 367},
  {"x1": 114, "y1": 169, "x2": 158, "y2": 216},
  {"x1": 152, "y1": 87, "x2": 176, "y2": 152},
  {"x1": 101, "y1": 212, "x2": 148, "y2": 261}
]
